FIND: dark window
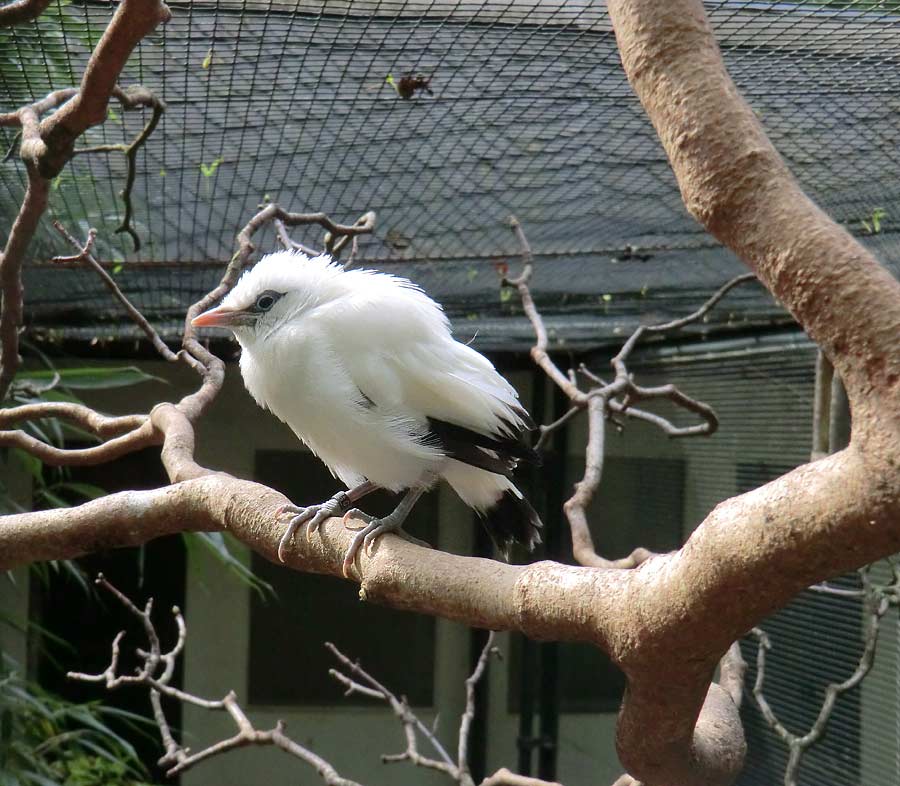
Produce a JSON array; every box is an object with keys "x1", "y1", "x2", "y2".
[
  {"x1": 248, "y1": 450, "x2": 437, "y2": 707},
  {"x1": 509, "y1": 456, "x2": 685, "y2": 713}
]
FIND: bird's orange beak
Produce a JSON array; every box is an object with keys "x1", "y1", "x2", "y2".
[{"x1": 191, "y1": 306, "x2": 247, "y2": 328}]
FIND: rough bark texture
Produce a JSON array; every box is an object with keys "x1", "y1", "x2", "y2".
[{"x1": 3, "y1": 1, "x2": 900, "y2": 785}]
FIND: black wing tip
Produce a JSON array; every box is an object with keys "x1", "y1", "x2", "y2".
[{"x1": 481, "y1": 490, "x2": 543, "y2": 559}]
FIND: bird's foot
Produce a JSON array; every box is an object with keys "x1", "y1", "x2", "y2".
[
  {"x1": 341, "y1": 508, "x2": 431, "y2": 577},
  {"x1": 275, "y1": 491, "x2": 352, "y2": 562}
]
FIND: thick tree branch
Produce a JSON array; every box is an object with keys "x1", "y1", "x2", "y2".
[
  {"x1": 607, "y1": 0, "x2": 900, "y2": 449},
  {"x1": 0, "y1": 0, "x2": 50, "y2": 27},
  {"x1": 0, "y1": 166, "x2": 48, "y2": 398},
  {"x1": 603, "y1": 1, "x2": 900, "y2": 783}
]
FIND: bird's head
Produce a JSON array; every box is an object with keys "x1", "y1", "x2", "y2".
[{"x1": 191, "y1": 250, "x2": 343, "y2": 345}]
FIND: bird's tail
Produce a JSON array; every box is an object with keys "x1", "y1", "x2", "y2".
[{"x1": 442, "y1": 461, "x2": 542, "y2": 558}]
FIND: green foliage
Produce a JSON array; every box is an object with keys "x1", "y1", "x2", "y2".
[
  {"x1": 199, "y1": 157, "x2": 223, "y2": 178},
  {"x1": 0, "y1": 0, "x2": 105, "y2": 105},
  {"x1": 861, "y1": 207, "x2": 886, "y2": 235},
  {"x1": 0, "y1": 658, "x2": 156, "y2": 786},
  {"x1": 183, "y1": 531, "x2": 273, "y2": 598}
]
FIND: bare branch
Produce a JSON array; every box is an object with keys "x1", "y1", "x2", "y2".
[
  {"x1": 68, "y1": 575, "x2": 363, "y2": 786},
  {"x1": 33, "y1": 0, "x2": 171, "y2": 178},
  {"x1": 326, "y1": 641, "x2": 458, "y2": 779},
  {"x1": 51, "y1": 221, "x2": 178, "y2": 361},
  {"x1": 0, "y1": 166, "x2": 48, "y2": 399},
  {"x1": 73, "y1": 86, "x2": 166, "y2": 250},
  {"x1": 505, "y1": 218, "x2": 751, "y2": 570},
  {"x1": 458, "y1": 632, "x2": 500, "y2": 779},
  {"x1": 480, "y1": 768, "x2": 563, "y2": 786},
  {"x1": 750, "y1": 574, "x2": 893, "y2": 786}
]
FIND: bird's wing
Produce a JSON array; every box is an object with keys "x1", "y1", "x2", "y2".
[{"x1": 320, "y1": 282, "x2": 531, "y2": 442}]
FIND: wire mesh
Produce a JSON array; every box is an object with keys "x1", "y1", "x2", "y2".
[{"x1": 2, "y1": 0, "x2": 900, "y2": 348}]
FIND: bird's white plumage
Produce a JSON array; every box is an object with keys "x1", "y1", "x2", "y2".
[{"x1": 222, "y1": 251, "x2": 528, "y2": 507}]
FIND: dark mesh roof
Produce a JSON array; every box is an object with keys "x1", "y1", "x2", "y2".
[{"x1": 3, "y1": 1, "x2": 899, "y2": 350}]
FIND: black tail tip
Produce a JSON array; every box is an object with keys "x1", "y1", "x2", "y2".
[{"x1": 480, "y1": 490, "x2": 543, "y2": 560}]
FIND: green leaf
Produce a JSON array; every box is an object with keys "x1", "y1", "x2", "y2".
[
  {"x1": 46, "y1": 482, "x2": 107, "y2": 501},
  {"x1": 199, "y1": 156, "x2": 224, "y2": 177},
  {"x1": 499, "y1": 287, "x2": 513, "y2": 303},
  {"x1": 201, "y1": 47, "x2": 214, "y2": 69},
  {"x1": 22, "y1": 366, "x2": 160, "y2": 390},
  {"x1": 11, "y1": 450, "x2": 43, "y2": 482},
  {"x1": 184, "y1": 532, "x2": 274, "y2": 598},
  {"x1": 106, "y1": 107, "x2": 121, "y2": 124}
]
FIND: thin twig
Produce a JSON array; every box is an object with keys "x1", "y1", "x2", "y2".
[
  {"x1": 459, "y1": 633, "x2": 501, "y2": 781},
  {"x1": 73, "y1": 86, "x2": 166, "y2": 250},
  {"x1": 68, "y1": 576, "x2": 362, "y2": 786},
  {"x1": 504, "y1": 216, "x2": 757, "y2": 568},
  {"x1": 51, "y1": 221, "x2": 178, "y2": 362},
  {"x1": 326, "y1": 642, "x2": 458, "y2": 778},
  {"x1": 750, "y1": 570, "x2": 894, "y2": 786}
]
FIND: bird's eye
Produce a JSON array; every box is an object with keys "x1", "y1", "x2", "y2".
[{"x1": 255, "y1": 291, "x2": 280, "y2": 312}]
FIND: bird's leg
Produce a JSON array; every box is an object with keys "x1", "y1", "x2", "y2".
[
  {"x1": 275, "y1": 480, "x2": 378, "y2": 562},
  {"x1": 342, "y1": 485, "x2": 429, "y2": 577}
]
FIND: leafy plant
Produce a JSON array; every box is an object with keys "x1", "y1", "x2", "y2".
[
  {"x1": 861, "y1": 207, "x2": 887, "y2": 235},
  {"x1": 0, "y1": 657, "x2": 157, "y2": 786}
]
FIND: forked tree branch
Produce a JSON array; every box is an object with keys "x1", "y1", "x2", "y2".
[
  {"x1": 750, "y1": 567, "x2": 896, "y2": 786},
  {"x1": 72, "y1": 86, "x2": 167, "y2": 250},
  {"x1": 505, "y1": 217, "x2": 755, "y2": 570},
  {"x1": 51, "y1": 221, "x2": 178, "y2": 361}
]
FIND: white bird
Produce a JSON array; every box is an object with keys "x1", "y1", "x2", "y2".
[{"x1": 192, "y1": 250, "x2": 542, "y2": 575}]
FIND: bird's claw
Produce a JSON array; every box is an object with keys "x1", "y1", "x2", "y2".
[
  {"x1": 340, "y1": 514, "x2": 431, "y2": 578},
  {"x1": 275, "y1": 495, "x2": 350, "y2": 562},
  {"x1": 342, "y1": 508, "x2": 372, "y2": 530}
]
